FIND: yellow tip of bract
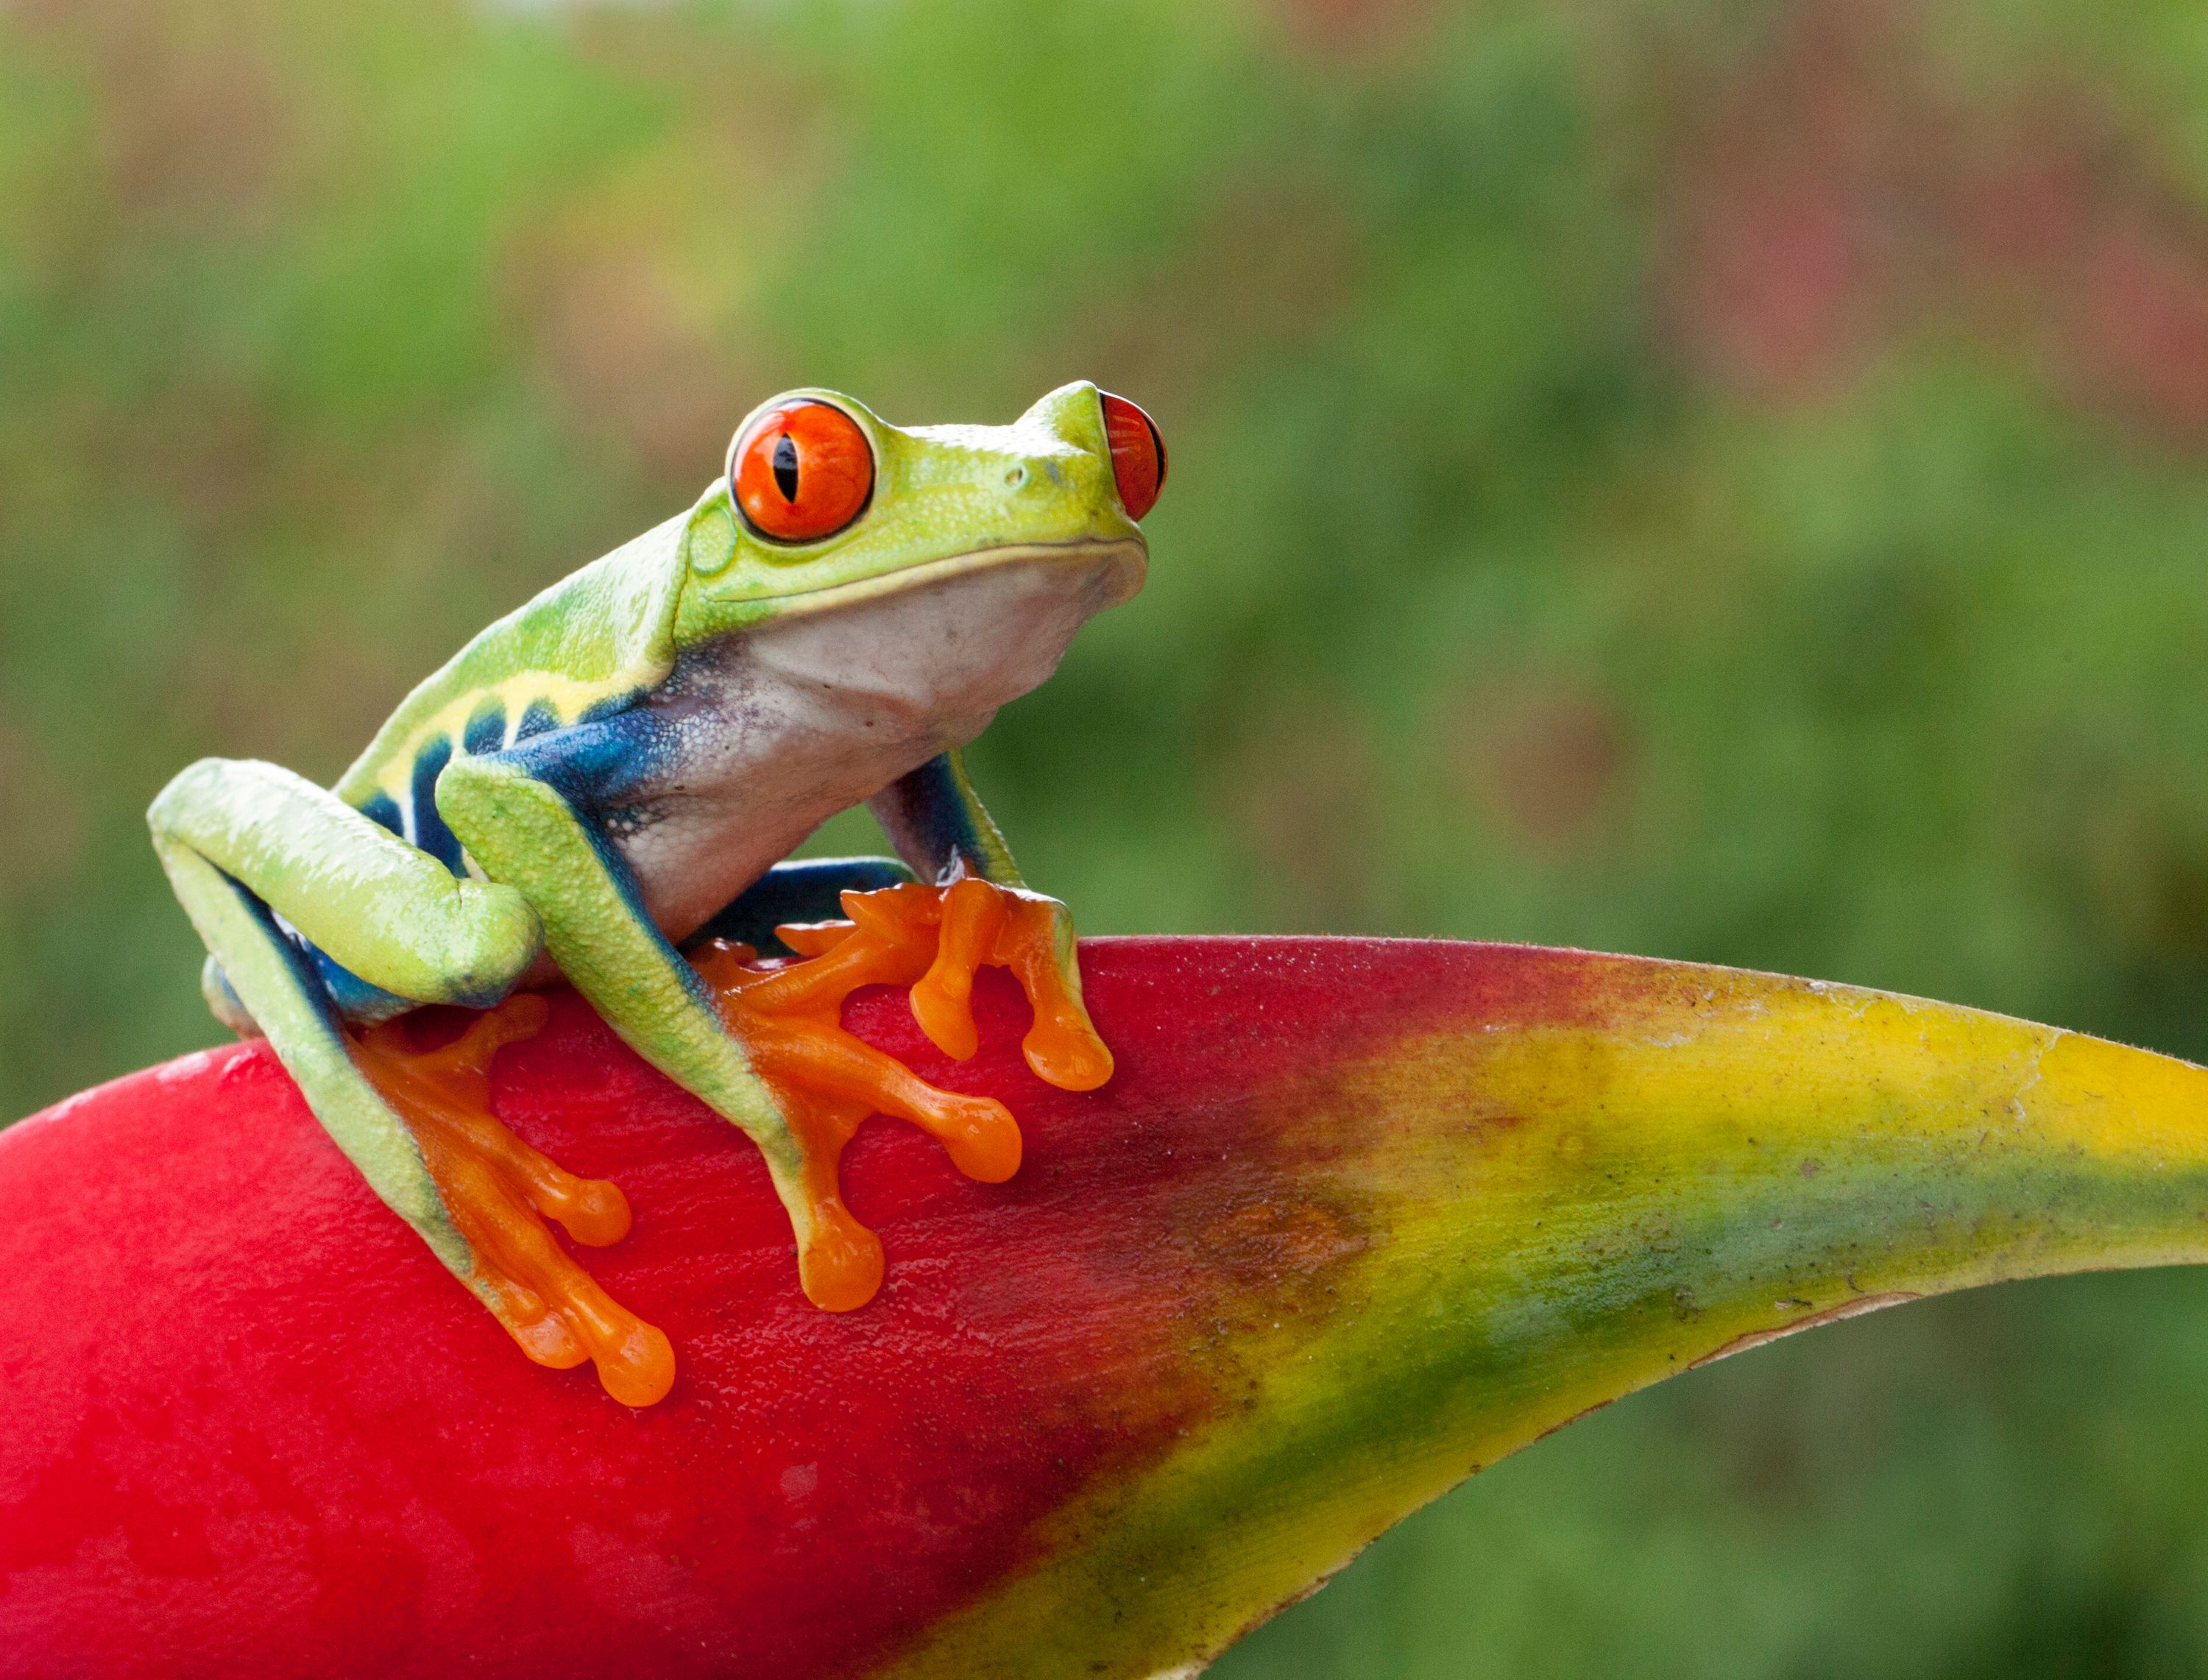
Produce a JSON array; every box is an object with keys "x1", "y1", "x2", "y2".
[{"x1": 880, "y1": 944, "x2": 2208, "y2": 1679}]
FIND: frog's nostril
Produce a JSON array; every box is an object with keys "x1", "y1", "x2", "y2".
[
  {"x1": 1004, "y1": 464, "x2": 1028, "y2": 490},
  {"x1": 1100, "y1": 392, "x2": 1165, "y2": 521}
]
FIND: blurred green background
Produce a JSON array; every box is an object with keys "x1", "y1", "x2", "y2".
[{"x1": 11, "y1": 0, "x2": 2208, "y2": 1670}]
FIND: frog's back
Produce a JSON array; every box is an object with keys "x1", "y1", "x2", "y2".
[{"x1": 330, "y1": 509, "x2": 693, "y2": 847}]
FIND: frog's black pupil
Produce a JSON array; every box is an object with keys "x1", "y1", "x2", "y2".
[{"x1": 771, "y1": 434, "x2": 801, "y2": 503}]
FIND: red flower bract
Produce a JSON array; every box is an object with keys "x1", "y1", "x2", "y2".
[
  {"x1": 7, "y1": 936, "x2": 2208, "y2": 1679},
  {"x1": 0, "y1": 939, "x2": 1452, "y2": 1679}
]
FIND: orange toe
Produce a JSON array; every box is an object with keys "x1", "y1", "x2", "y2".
[
  {"x1": 993, "y1": 892, "x2": 1115, "y2": 1091},
  {"x1": 689, "y1": 873, "x2": 1098, "y2": 1316},
  {"x1": 910, "y1": 876, "x2": 1007, "y2": 1059},
  {"x1": 350, "y1": 994, "x2": 673, "y2": 1408}
]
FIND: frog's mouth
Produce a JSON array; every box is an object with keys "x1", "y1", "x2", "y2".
[
  {"x1": 749, "y1": 537, "x2": 1147, "y2": 621},
  {"x1": 715, "y1": 536, "x2": 1146, "y2": 740}
]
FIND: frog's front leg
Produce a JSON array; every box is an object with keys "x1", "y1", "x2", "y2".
[
  {"x1": 147, "y1": 759, "x2": 673, "y2": 1406},
  {"x1": 859, "y1": 748, "x2": 1113, "y2": 1089},
  {"x1": 435, "y1": 733, "x2": 1018, "y2": 1314}
]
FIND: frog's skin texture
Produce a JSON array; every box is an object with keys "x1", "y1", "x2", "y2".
[{"x1": 147, "y1": 381, "x2": 1156, "y2": 1406}]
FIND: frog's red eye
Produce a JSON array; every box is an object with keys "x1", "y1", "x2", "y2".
[
  {"x1": 729, "y1": 401, "x2": 874, "y2": 543},
  {"x1": 1100, "y1": 391, "x2": 1166, "y2": 522}
]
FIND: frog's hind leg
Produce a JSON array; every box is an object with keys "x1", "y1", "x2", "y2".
[
  {"x1": 686, "y1": 857, "x2": 916, "y2": 957},
  {"x1": 149, "y1": 758, "x2": 673, "y2": 1406}
]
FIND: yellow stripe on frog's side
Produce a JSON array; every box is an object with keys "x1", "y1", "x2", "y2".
[{"x1": 344, "y1": 670, "x2": 648, "y2": 811}]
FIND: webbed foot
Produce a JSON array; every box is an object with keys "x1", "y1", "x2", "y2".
[
  {"x1": 349, "y1": 996, "x2": 675, "y2": 1407},
  {"x1": 690, "y1": 877, "x2": 1113, "y2": 1314},
  {"x1": 793, "y1": 878, "x2": 1113, "y2": 1089}
]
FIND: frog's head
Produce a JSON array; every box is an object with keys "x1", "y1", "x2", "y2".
[{"x1": 670, "y1": 383, "x2": 1160, "y2": 706}]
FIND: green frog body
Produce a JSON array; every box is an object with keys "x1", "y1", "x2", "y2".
[{"x1": 149, "y1": 381, "x2": 1166, "y2": 1404}]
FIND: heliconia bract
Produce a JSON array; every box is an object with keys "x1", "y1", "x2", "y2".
[{"x1": 5, "y1": 937, "x2": 2208, "y2": 1677}]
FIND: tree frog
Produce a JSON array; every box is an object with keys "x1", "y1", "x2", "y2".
[{"x1": 149, "y1": 381, "x2": 1166, "y2": 1407}]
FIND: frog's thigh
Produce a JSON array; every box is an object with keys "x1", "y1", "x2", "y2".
[
  {"x1": 149, "y1": 757, "x2": 542, "y2": 1009},
  {"x1": 432, "y1": 749, "x2": 800, "y2": 1174},
  {"x1": 690, "y1": 856, "x2": 917, "y2": 954},
  {"x1": 149, "y1": 831, "x2": 469, "y2": 1275}
]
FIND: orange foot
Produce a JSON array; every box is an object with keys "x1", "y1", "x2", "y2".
[
  {"x1": 690, "y1": 877, "x2": 1114, "y2": 1316},
  {"x1": 349, "y1": 995, "x2": 675, "y2": 1408}
]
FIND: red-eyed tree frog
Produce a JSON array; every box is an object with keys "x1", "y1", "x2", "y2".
[{"x1": 149, "y1": 382, "x2": 1167, "y2": 1406}]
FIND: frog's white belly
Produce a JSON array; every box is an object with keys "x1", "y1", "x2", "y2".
[{"x1": 613, "y1": 542, "x2": 1139, "y2": 943}]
